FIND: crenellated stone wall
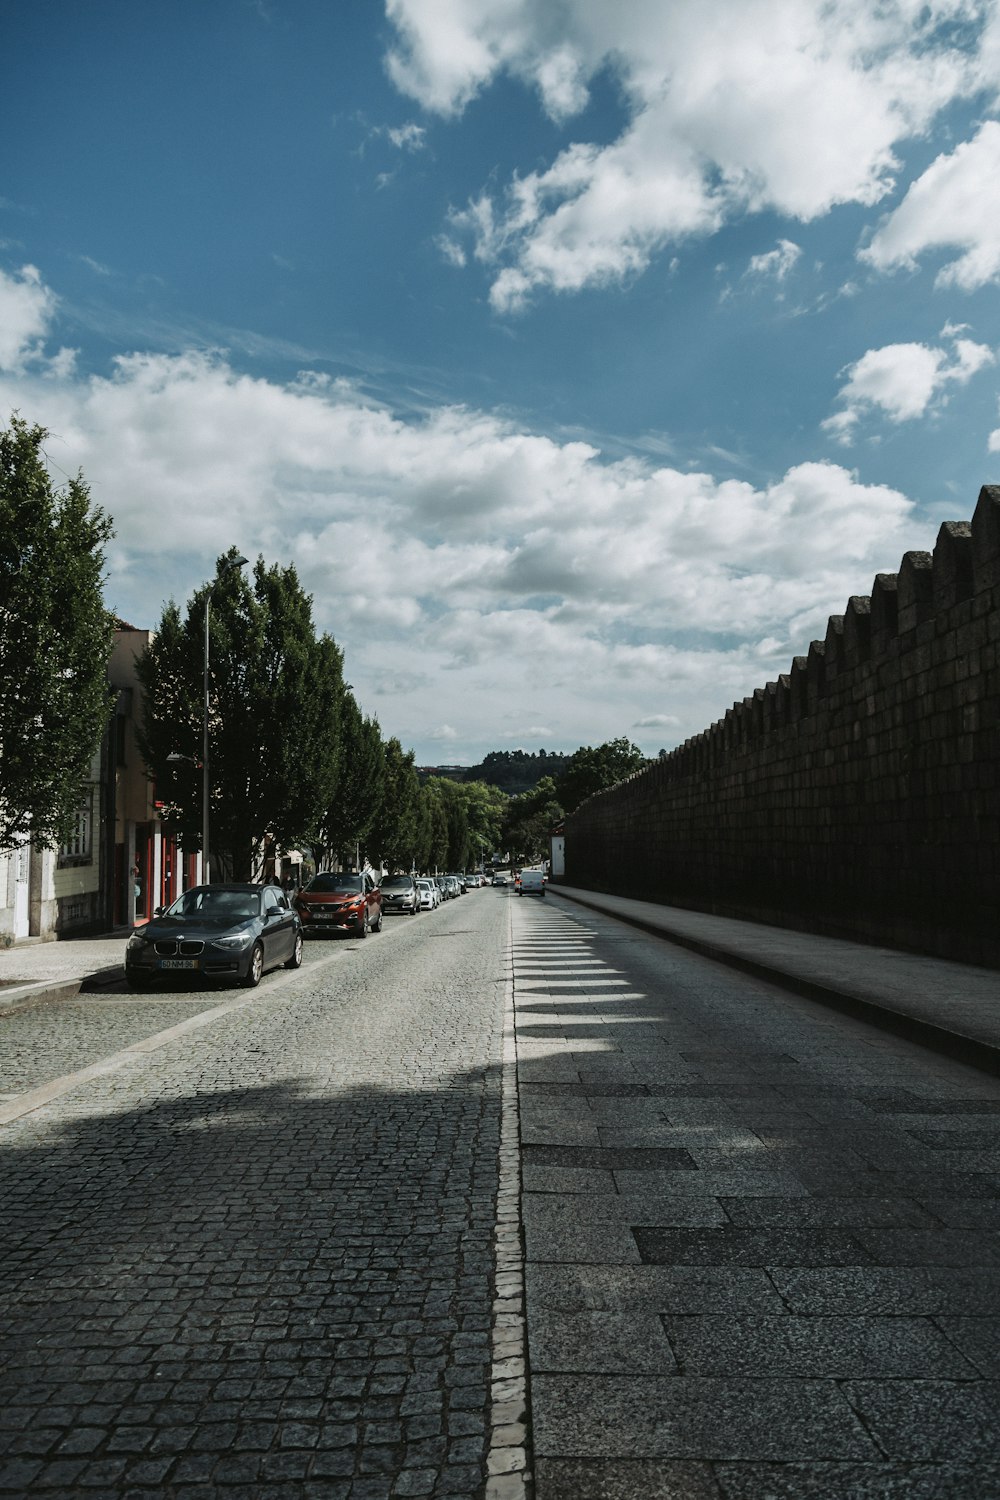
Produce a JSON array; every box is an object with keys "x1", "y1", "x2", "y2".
[{"x1": 563, "y1": 485, "x2": 1000, "y2": 966}]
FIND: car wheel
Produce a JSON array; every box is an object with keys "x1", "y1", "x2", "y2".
[
  {"x1": 243, "y1": 942, "x2": 265, "y2": 988},
  {"x1": 355, "y1": 911, "x2": 369, "y2": 939},
  {"x1": 372, "y1": 910, "x2": 383, "y2": 933},
  {"x1": 285, "y1": 932, "x2": 303, "y2": 969}
]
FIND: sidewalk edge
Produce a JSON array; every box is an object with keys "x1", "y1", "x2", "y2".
[{"x1": 550, "y1": 889, "x2": 1000, "y2": 1080}]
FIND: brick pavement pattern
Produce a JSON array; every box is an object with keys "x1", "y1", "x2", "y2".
[
  {"x1": 514, "y1": 894, "x2": 1000, "y2": 1500},
  {"x1": 0, "y1": 897, "x2": 510, "y2": 1499}
]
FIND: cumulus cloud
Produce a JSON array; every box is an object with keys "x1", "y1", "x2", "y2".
[
  {"x1": 862, "y1": 121, "x2": 1000, "y2": 290},
  {"x1": 386, "y1": 0, "x2": 994, "y2": 308},
  {"x1": 823, "y1": 327, "x2": 995, "y2": 441},
  {"x1": 0, "y1": 264, "x2": 57, "y2": 370},
  {"x1": 2, "y1": 263, "x2": 935, "y2": 757}
]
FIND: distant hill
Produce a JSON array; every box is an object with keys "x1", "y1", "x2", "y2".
[
  {"x1": 464, "y1": 749, "x2": 569, "y2": 794},
  {"x1": 416, "y1": 749, "x2": 569, "y2": 794}
]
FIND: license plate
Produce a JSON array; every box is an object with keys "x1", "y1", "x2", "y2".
[
  {"x1": 315, "y1": 911, "x2": 334, "y2": 920},
  {"x1": 159, "y1": 958, "x2": 198, "y2": 970}
]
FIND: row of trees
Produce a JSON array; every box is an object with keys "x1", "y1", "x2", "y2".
[
  {"x1": 0, "y1": 415, "x2": 650, "y2": 879},
  {"x1": 137, "y1": 550, "x2": 512, "y2": 878}
]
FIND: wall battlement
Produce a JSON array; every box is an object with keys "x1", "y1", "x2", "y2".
[{"x1": 564, "y1": 486, "x2": 1000, "y2": 965}]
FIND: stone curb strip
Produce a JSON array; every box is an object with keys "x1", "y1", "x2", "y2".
[
  {"x1": 485, "y1": 902, "x2": 533, "y2": 1500},
  {"x1": 0, "y1": 965, "x2": 124, "y2": 1015},
  {"x1": 550, "y1": 888, "x2": 1000, "y2": 1080}
]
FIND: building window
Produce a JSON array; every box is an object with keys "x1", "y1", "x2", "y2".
[{"x1": 60, "y1": 790, "x2": 94, "y2": 865}]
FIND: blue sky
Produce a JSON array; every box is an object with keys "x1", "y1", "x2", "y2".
[{"x1": 3, "y1": 0, "x2": 999, "y2": 763}]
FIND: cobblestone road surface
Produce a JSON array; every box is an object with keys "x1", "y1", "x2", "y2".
[
  {"x1": 516, "y1": 894, "x2": 1000, "y2": 1500},
  {"x1": 1, "y1": 895, "x2": 511, "y2": 1500}
]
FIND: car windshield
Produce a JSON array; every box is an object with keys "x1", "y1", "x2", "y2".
[
  {"x1": 382, "y1": 876, "x2": 413, "y2": 889},
  {"x1": 307, "y1": 874, "x2": 362, "y2": 894},
  {"x1": 166, "y1": 888, "x2": 261, "y2": 919}
]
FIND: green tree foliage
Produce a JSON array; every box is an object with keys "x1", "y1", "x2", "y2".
[
  {"x1": 369, "y1": 737, "x2": 423, "y2": 872},
  {"x1": 0, "y1": 416, "x2": 114, "y2": 850},
  {"x1": 136, "y1": 552, "x2": 344, "y2": 879},
  {"x1": 460, "y1": 780, "x2": 507, "y2": 865},
  {"x1": 556, "y1": 738, "x2": 649, "y2": 815},
  {"x1": 458, "y1": 748, "x2": 569, "y2": 794},
  {"x1": 316, "y1": 694, "x2": 385, "y2": 869},
  {"x1": 420, "y1": 778, "x2": 456, "y2": 871},
  {"x1": 502, "y1": 776, "x2": 564, "y2": 865}
]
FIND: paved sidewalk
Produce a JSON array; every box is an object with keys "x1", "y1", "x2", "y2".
[
  {"x1": 548, "y1": 886, "x2": 1000, "y2": 1077},
  {"x1": 0, "y1": 933, "x2": 128, "y2": 1010}
]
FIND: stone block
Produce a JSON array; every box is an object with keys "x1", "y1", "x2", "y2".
[
  {"x1": 933, "y1": 521, "x2": 974, "y2": 611},
  {"x1": 896, "y1": 551, "x2": 934, "y2": 635}
]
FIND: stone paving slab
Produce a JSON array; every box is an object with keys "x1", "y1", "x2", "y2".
[
  {"x1": 530, "y1": 1373, "x2": 876, "y2": 1460},
  {"x1": 513, "y1": 895, "x2": 1000, "y2": 1497}
]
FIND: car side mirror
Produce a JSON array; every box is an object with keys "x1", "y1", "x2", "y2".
[{"x1": 154, "y1": 906, "x2": 164, "y2": 917}]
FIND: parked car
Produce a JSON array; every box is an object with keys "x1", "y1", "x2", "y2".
[
  {"x1": 381, "y1": 873, "x2": 420, "y2": 914},
  {"x1": 125, "y1": 883, "x2": 302, "y2": 989},
  {"x1": 447, "y1": 871, "x2": 467, "y2": 893},
  {"x1": 443, "y1": 875, "x2": 462, "y2": 899},
  {"x1": 433, "y1": 875, "x2": 450, "y2": 901},
  {"x1": 416, "y1": 877, "x2": 439, "y2": 910},
  {"x1": 295, "y1": 871, "x2": 383, "y2": 938}
]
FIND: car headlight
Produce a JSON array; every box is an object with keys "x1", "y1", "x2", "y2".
[
  {"x1": 127, "y1": 933, "x2": 149, "y2": 952},
  {"x1": 215, "y1": 931, "x2": 254, "y2": 950}
]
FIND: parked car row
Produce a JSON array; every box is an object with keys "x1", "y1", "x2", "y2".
[{"x1": 124, "y1": 869, "x2": 503, "y2": 992}]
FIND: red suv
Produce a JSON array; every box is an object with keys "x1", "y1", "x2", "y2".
[{"x1": 295, "y1": 872, "x2": 383, "y2": 938}]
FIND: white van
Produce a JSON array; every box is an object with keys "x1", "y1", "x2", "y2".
[{"x1": 518, "y1": 869, "x2": 546, "y2": 896}]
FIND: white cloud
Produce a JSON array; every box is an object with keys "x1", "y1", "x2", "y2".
[
  {"x1": 0, "y1": 264, "x2": 57, "y2": 370},
  {"x1": 822, "y1": 327, "x2": 995, "y2": 441},
  {"x1": 2, "y1": 263, "x2": 936, "y2": 758},
  {"x1": 747, "y1": 239, "x2": 802, "y2": 282},
  {"x1": 386, "y1": 0, "x2": 994, "y2": 308},
  {"x1": 862, "y1": 121, "x2": 1000, "y2": 290},
  {"x1": 385, "y1": 121, "x2": 427, "y2": 151}
]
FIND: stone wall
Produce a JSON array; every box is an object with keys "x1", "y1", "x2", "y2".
[{"x1": 563, "y1": 486, "x2": 1000, "y2": 967}]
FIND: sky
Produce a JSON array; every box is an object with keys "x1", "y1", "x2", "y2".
[{"x1": 3, "y1": 0, "x2": 999, "y2": 766}]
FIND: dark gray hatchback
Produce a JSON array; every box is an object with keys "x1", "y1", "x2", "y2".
[{"x1": 124, "y1": 883, "x2": 303, "y2": 990}]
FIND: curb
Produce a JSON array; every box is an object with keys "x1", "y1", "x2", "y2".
[
  {"x1": 549, "y1": 889, "x2": 1000, "y2": 1080},
  {"x1": 0, "y1": 964, "x2": 125, "y2": 1014}
]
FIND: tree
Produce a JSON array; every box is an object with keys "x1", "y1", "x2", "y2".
[
  {"x1": 315, "y1": 695, "x2": 384, "y2": 869},
  {"x1": 369, "y1": 737, "x2": 423, "y2": 872},
  {"x1": 556, "y1": 738, "x2": 648, "y2": 814},
  {"x1": 502, "y1": 776, "x2": 563, "y2": 865},
  {"x1": 420, "y1": 778, "x2": 455, "y2": 871},
  {"x1": 136, "y1": 552, "x2": 344, "y2": 879},
  {"x1": 0, "y1": 416, "x2": 114, "y2": 850},
  {"x1": 459, "y1": 780, "x2": 507, "y2": 866}
]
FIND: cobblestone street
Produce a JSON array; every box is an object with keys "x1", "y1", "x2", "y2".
[
  {"x1": 1, "y1": 898, "x2": 512, "y2": 1499},
  {"x1": 5, "y1": 885, "x2": 1000, "y2": 1500}
]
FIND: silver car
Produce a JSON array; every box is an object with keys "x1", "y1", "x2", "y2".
[{"x1": 381, "y1": 873, "x2": 420, "y2": 914}]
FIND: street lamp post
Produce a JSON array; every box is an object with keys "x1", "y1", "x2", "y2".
[{"x1": 202, "y1": 555, "x2": 248, "y2": 884}]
